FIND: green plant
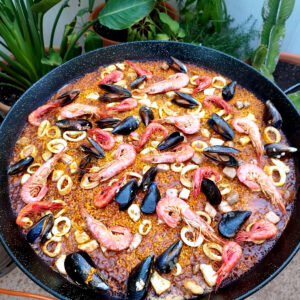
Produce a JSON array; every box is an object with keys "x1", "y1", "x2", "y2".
[{"x1": 0, "y1": 0, "x2": 101, "y2": 92}]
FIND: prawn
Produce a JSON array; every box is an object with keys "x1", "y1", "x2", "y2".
[
  {"x1": 106, "y1": 98, "x2": 137, "y2": 112},
  {"x1": 237, "y1": 163, "x2": 286, "y2": 213},
  {"x1": 216, "y1": 241, "x2": 242, "y2": 290},
  {"x1": 86, "y1": 143, "x2": 136, "y2": 182},
  {"x1": 141, "y1": 143, "x2": 195, "y2": 164},
  {"x1": 144, "y1": 73, "x2": 189, "y2": 94},
  {"x1": 232, "y1": 118, "x2": 264, "y2": 164},
  {"x1": 156, "y1": 196, "x2": 223, "y2": 243},
  {"x1": 80, "y1": 207, "x2": 133, "y2": 251},
  {"x1": 203, "y1": 95, "x2": 233, "y2": 114},
  {"x1": 94, "y1": 177, "x2": 125, "y2": 208},
  {"x1": 157, "y1": 115, "x2": 200, "y2": 134},
  {"x1": 99, "y1": 70, "x2": 124, "y2": 84},
  {"x1": 235, "y1": 219, "x2": 278, "y2": 242},
  {"x1": 60, "y1": 103, "x2": 105, "y2": 119},
  {"x1": 126, "y1": 60, "x2": 153, "y2": 79},
  {"x1": 136, "y1": 123, "x2": 168, "y2": 150},
  {"x1": 193, "y1": 76, "x2": 212, "y2": 94},
  {"x1": 20, "y1": 151, "x2": 64, "y2": 204},
  {"x1": 87, "y1": 128, "x2": 115, "y2": 151},
  {"x1": 16, "y1": 202, "x2": 63, "y2": 227},
  {"x1": 28, "y1": 103, "x2": 60, "y2": 126},
  {"x1": 193, "y1": 167, "x2": 220, "y2": 197}
]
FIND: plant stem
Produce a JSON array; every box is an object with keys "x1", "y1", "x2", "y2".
[{"x1": 0, "y1": 82, "x2": 25, "y2": 92}]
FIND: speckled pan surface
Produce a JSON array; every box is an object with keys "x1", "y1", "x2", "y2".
[{"x1": 0, "y1": 41, "x2": 299, "y2": 300}]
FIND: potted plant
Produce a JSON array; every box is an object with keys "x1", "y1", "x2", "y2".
[{"x1": 89, "y1": 0, "x2": 183, "y2": 46}]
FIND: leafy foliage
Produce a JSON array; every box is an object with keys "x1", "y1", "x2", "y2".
[{"x1": 288, "y1": 91, "x2": 300, "y2": 110}]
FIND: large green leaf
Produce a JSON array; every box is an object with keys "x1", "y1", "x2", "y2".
[
  {"x1": 252, "y1": 45, "x2": 268, "y2": 70},
  {"x1": 41, "y1": 48, "x2": 62, "y2": 66},
  {"x1": 159, "y1": 12, "x2": 179, "y2": 34},
  {"x1": 288, "y1": 91, "x2": 300, "y2": 110},
  {"x1": 31, "y1": 0, "x2": 62, "y2": 14},
  {"x1": 84, "y1": 30, "x2": 102, "y2": 52},
  {"x1": 99, "y1": 0, "x2": 155, "y2": 30}
]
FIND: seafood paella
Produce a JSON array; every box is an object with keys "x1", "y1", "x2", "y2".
[{"x1": 8, "y1": 57, "x2": 297, "y2": 299}]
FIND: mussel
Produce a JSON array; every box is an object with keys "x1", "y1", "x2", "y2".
[
  {"x1": 172, "y1": 92, "x2": 199, "y2": 108},
  {"x1": 57, "y1": 90, "x2": 80, "y2": 106},
  {"x1": 140, "y1": 166, "x2": 158, "y2": 192},
  {"x1": 168, "y1": 56, "x2": 187, "y2": 73},
  {"x1": 7, "y1": 156, "x2": 34, "y2": 175},
  {"x1": 157, "y1": 132, "x2": 184, "y2": 151},
  {"x1": 203, "y1": 145, "x2": 240, "y2": 167},
  {"x1": 78, "y1": 155, "x2": 92, "y2": 180},
  {"x1": 264, "y1": 143, "x2": 298, "y2": 158},
  {"x1": 26, "y1": 213, "x2": 53, "y2": 244},
  {"x1": 87, "y1": 137, "x2": 105, "y2": 157},
  {"x1": 127, "y1": 254, "x2": 154, "y2": 300},
  {"x1": 201, "y1": 178, "x2": 222, "y2": 206},
  {"x1": 264, "y1": 100, "x2": 283, "y2": 129},
  {"x1": 218, "y1": 210, "x2": 251, "y2": 238},
  {"x1": 141, "y1": 182, "x2": 161, "y2": 214},
  {"x1": 115, "y1": 179, "x2": 138, "y2": 210},
  {"x1": 139, "y1": 106, "x2": 154, "y2": 126},
  {"x1": 111, "y1": 116, "x2": 140, "y2": 135},
  {"x1": 55, "y1": 119, "x2": 92, "y2": 131},
  {"x1": 78, "y1": 144, "x2": 104, "y2": 159},
  {"x1": 95, "y1": 118, "x2": 121, "y2": 129},
  {"x1": 65, "y1": 251, "x2": 110, "y2": 291},
  {"x1": 99, "y1": 84, "x2": 132, "y2": 102},
  {"x1": 155, "y1": 240, "x2": 182, "y2": 273},
  {"x1": 207, "y1": 113, "x2": 234, "y2": 140},
  {"x1": 222, "y1": 81, "x2": 236, "y2": 101},
  {"x1": 130, "y1": 75, "x2": 147, "y2": 89}
]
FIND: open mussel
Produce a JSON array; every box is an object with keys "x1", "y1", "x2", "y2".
[
  {"x1": 26, "y1": 213, "x2": 53, "y2": 244},
  {"x1": 115, "y1": 179, "x2": 138, "y2": 210},
  {"x1": 127, "y1": 254, "x2": 154, "y2": 300},
  {"x1": 201, "y1": 178, "x2": 222, "y2": 206},
  {"x1": 203, "y1": 145, "x2": 240, "y2": 167},
  {"x1": 95, "y1": 117, "x2": 121, "y2": 129},
  {"x1": 141, "y1": 182, "x2": 161, "y2": 214},
  {"x1": 139, "y1": 106, "x2": 154, "y2": 126},
  {"x1": 155, "y1": 240, "x2": 182, "y2": 273},
  {"x1": 55, "y1": 119, "x2": 92, "y2": 131},
  {"x1": 140, "y1": 166, "x2": 158, "y2": 192},
  {"x1": 218, "y1": 210, "x2": 251, "y2": 238},
  {"x1": 99, "y1": 84, "x2": 132, "y2": 102},
  {"x1": 157, "y1": 132, "x2": 184, "y2": 151},
  {"x1": 264, "y1": 100, "x2": 283, "y2": 129},
  {"x1": 168, "y1": 56, "x2": 187, "y2": 73},
  {"x1": 7, "y1": 156, "x2": 34, "y2": 175},
  {"x1": 57, "y1": 90, "x2": 80, "y2": 106},
  {"x1": 65, "y1": 251, "x2": 110, "y2": 291},
  {"x1": 264, "y1": 143, "x2": 298, "y2": 158},
  {"x1": 172, "y1": 92, "x2": 199, "y2": 108},
  {"x1": 78, "y1": 155, "x2": 92, "y2": 180},
  {"x1": 130, "y1": 75, "x2": 146, "y2": 89},
  {"x1": 87, "y1": 137, "x2": 105, "y2": 157},
  {"x1": 207, "y1": 113, "x2": 234, "y2": 140},
  {"x1": 112, "y1": 116, "x2": 140, "y2": 135},
  {"x1": 222, "y1": 81, "x2": 236, "y2": 101}
]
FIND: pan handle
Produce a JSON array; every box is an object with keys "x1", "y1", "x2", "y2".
[{"x1": 284, "y1": 82, "x2": 300, "y2": 94}]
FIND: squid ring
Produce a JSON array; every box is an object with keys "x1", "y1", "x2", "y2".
[
  {"x1": 212, "y1": 76, "x2": 226, "y2": 89},
  {"x1": 52, "y1": 216, "x2": 71, "y2": 237},
  {"x1": 202, "y1": 242, "x2": 223, "y2": 261},
  {"x1": 21, "y1": 217, "x2": 33, "y2": 229},
  {"x1": 20, "y1": 145, "x2": 37, "y2": 159},
  {"x1": 42, "y1": 236, "x2": 62, "y2": 258},
  {"x1": 37, "y1": 120, "x2": 51, "y2": 138},
  {"x1": 27, "y1": 163, "x2": 42, "y2": 174},
  {"x1": 80, "y1": 173, "x2": 99, "y2": 190},
  {"x1": 171, "y1": 162, "x2": 184, "y2": 173},
  {"x1": 181, "y1": 226, "x2": 203, "y2": 247},
  {"x1": 46, "y1": 126, "x2": 61, "y2": 139},
  {"x1": 195, "y1": 211, "x2": 212, "y2": 225},
  {"x1": 63, "y1": 131, "x2": 86, "y2": 142},
  {"x1": 263, "y1": 126, "x2": 281, "y2": 143},
  {"x1": 190, "y1": 75, "x2": 199, "y2": 85},
  {"x1": 192, "y1": 140, "x2": 208, "y2": 152},
  {"x1": 174, "y1": 263, "x2": 182, "y2": 276},
  {"x1": 264, "y1": 165, "x2": 287, "y2": 187},
  {"x1": 139, "y1": 220, "x2": 152, "y2": 235},
  {"x1": 246, "y1": 222, "x2": 265, "y2": 244},
  {"x1": 57, "y1": 175, "x2": 73, "y2": 195},
  {"x1": 180, "y1": 164, "x2": 198, "y2": 188},
  {"x1": 47, "y1": 139, "x2": 67, "y2": 153}
]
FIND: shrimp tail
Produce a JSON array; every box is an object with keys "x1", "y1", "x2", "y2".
[
  {"x1": 235, "y1": 231, "x2": 250, "y2": 242},
  {"x1": 216, "y1": 265, "x2": 227, "y2": 291}
]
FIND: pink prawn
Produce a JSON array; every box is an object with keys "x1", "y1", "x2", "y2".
[
  {"x1": 193, "y1": 76, "x2": 212, "y2": 94},
  {"x1": 193, "y1": 167, "x2": 220, "y2": 197},
  {"x1": 99, "y1": 70, "x2": 124, "y2": 84},
  {"x1": 106, "y1": 98, "x2": 137, "y2": 112},
  {"x1": 203, "y1": 95, "x2": 233, "y2": 114},
  {"x1": 126, "y1": 60, "x2": 153, "y2": 79},
  {"x1": 87, "y1": 128, "x2": 115, "y2": 151},
  {"x1": 28, "y1": 103, "x2": 60, "y2": 126},
  {"x1": 60, "y1": 103, "x2": 105, "y2": 119}
]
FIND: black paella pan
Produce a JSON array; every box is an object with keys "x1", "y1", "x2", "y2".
[{"x1": 0, "y1": 41, "x2": 299, "y2": 300}]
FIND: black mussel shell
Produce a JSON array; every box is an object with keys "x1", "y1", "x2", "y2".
[
  {"x1": 203, "y1": 145, "x2": 240, "y2": 167},
  {"x1": 155, "y1": 240, "x2": 182, "y2": 273},
  {"x1": 26, "y1": 213, "x2": 53, "y2": 244},
  {"x1": 78, "y1": 155, "x2": 92, "y2": 180},
  {"x1": 264, "y1": 100, "x2": 283, "y2": 129},
  {"x1": 218, "y1": 210, "x2": 251, "y2": 238},
  {"x1": 112, "y1": 116, "x2": 140, "y2": 135},
  {"x1": 201, "y1": 178, "x2": 222, "y2": 206},
  {"x1": 141, "y1": 182, "x2": 161, "y2": 214},
  {"x1": 222, "y1": 81, "x2": 236, "y2": 101},
  {"x1": 207, "y1": 113, "x2": 234, "y2": 140},
  {"x1": 7, "y1": 156, "x2": 34, "y2": 175},
  {"x1": 130, "y1": 75, "x2": 147, "y2": 89},
  {"x1": 78, "y1": 144, "x2": 103, "y2": 159},
  {"x1": 157, "y1": 132, "x2": 184, "y2": 151},
  {"x1": 172, "y1": 92, "x2": 199, "y2": 108},
  {"x1": 55, "y1": 119, "x2": 92, "y2": 131},
  {"x1": 140, "y1": 166, "x2": 158, "y2": 192},
  {"x1": 58, "y1": 90, "x2": 80, "y2": 106},
  {"x1": 127, "y1": 254, "x2": 154, "y2": 300},
  {"x1": 87, "y1": 137, "x2": 105, "y2": 157},
  {"x1": 139, "y1": 106, "x2": 154, "y2": 126},
  {"x1": 99, "y1": 84, "x2": 132, "y2": 102},
  {"x1": 115, "y1": 179, "x2": 138, "y2": 210},
  {"x1": 168, "y1": 56, "x2": 187, "y2": 73},
  {"x1": 96, "y1": 118, "x2": 121, "y2": 129},
  {"x1": 264, "y1": 143, "x2": 298, "y2": 158},
  {"x1": 65, "y1": 251, "x2": 110, "y2": 291}
]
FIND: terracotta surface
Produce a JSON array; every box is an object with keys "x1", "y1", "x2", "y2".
[{"x1": 279, "y1": 52, "x2": 300, "y2": 66}]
